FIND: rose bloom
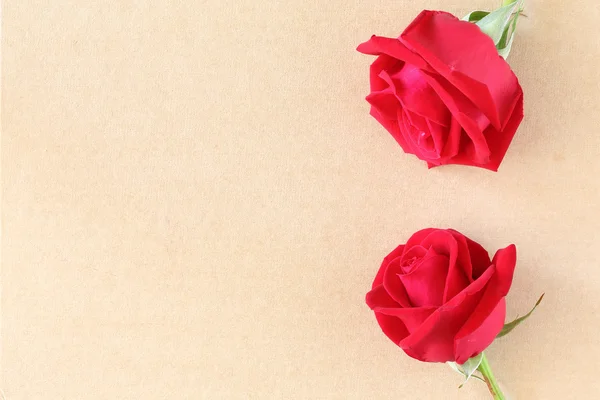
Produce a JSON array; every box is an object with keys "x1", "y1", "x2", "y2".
[
  {"x1": 358, "y1": 11, "x2": 523, "y2": 171},
  {"x1": 366, "y1": 228, "x2": 516, "y2": 363}
]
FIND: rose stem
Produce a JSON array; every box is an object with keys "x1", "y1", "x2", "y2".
[{"x1": 477, "y1": 352, "x2": 506, "y2": 400}]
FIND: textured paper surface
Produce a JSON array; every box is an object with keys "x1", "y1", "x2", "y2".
[{"x1": 2, "y1": 1, "x2": 600, "y2": 398}]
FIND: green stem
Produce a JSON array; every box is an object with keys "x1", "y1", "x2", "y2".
[
  {"x1": 502, "y1": 0, "x2": 516, "y2": 5},
  {"x1": 477, "y1": 353, "x2": 505, "y2": 400}
]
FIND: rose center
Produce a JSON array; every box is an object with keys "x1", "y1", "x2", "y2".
[{"x1": 401, "y1": 255, "x2": 421, "y2": 273}]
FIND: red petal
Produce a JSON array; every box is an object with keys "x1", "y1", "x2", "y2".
[
  {"x1": 366, "y1": 284, "x2": 400, "y2": 309},
  {"x1": 369, "y1": 107, "x2": 412, "y2": 154},
  {"x1": 453, "y1": 245, "x2": 516, "y2": 363},
  {"x1": 421, "y1": 71, "x2": 491, "y2": 164},
  {"x1": 426, "y1": 119, "x2": 448, "y2": 158},
  {"x1": 479, "y1": 91, "x2": 524, "y2": 171},
  {"x1": 398, "y1": 245, "x2": 428, "y2": 273},
  {"x1": 419, "y1": 229, "x2": 457, "y2": 257},
  {"x1": 447, "y1": 230, "x2": 474, "y2": 281},
  {"x1": 442, "y1": 262, "x2": 470, "y2": 304},
  {"x1": 374, "y1": 306, "x2": 437, "y2": 333},
  {"x1": 453, "y1": 299, "x2": 506, "y2": 364},
  {"x1": 383, "y1": 244, "x2": 407, "y2": 265},
  {"x1": 418, "y1": 229, "x2": 470, "y2": 303},
  {"x1": 464, "y1": 236, "x2": 492, "y2": 280},
  {"x1": 397, "y1": 108, "x2": 422, "y2": 156},
  {"x1": 357, "y1": 35, "x2": 431, "y2": 71},
  {"x1": 489, "y1": 244, "x2": 517, "y2": 295},
  {"x1": 372, "y1": 244, "x2": 405, "y2": 287},
  {"x1": 399, "y1": 248, "x2": 449, "y2": 307},
  {"x1": 399, "y1": 263, "x2": 496, "y2": 362},
  {"x1": 369, "y1": 54, "x2": 402, "y2": 92},
  {"x1": 403, "y1": 114, "x2": 440, "y2": 161},
  {"x1": 439, "y1": 116, "x2": 462, "y2": 161},
  {"x1": 366, "y1": 89, "x2": 400, "y2": 120},
  {"x1": 404, "y1": 228, "x2": 437, "y2": 250},
  {"x1": 383, "y1": 258, "x2": 413, "y2": 308},
  {"x1": 390, "y1": 63, "x2": 450, "y2": 126},
  {"x1": 374, "y1": 312, "x2": 410, "y2": 345},
  {"x1": 400, "y1": 11, "x2": 521, "y2": 130}
]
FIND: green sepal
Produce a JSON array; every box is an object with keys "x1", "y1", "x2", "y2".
[
  {"x1": 476, "y1": 1, "x2": 521, "y2": 44},
  {"x1": 462, "y1": 0, "x2": 525, "y2": 59},
  {"x1": 497, "y1": 7, "x2": 521, "y2": 58},
  {"x1": 447, "y1": 353, "x2": 485, "y2": 388}
]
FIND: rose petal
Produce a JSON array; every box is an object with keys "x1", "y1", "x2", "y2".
[
  {"x1": 442, "y1": 262, "x2": 470, "y2": 304},
  {"x1": 377, "y1": 72, "x2": 441, "y2": 161},
  {"x1": 417, "y1": 230, "x2": 470, "y2": 303},
  {"x1": 372, "y1": 244, "x2": 406, "y2": 287},
  {"x1": 479, "y1": 92, "x2": 524, "y2": 171},
  {"x1": 421, "y1": 72, "x2": 492, "y2": 165},
  {"x1": 453, "y1": 299, "x2": 506, "y2": 364},
  {"x1": 489, "y1": 244, "x2": 517, "y2": 295},
  {"x1": 399, "y1": 248, "x2": 449, "y2": 307},
  {"x1": 369, "y1": 107, "x2": 412, "y2": 154},
  {"x1": 453, "y1": 245, "x2": 516, "y2": 363},
  {"x1": 357, "y1": 35, "x2": 431, "y2": 71},
  {"x1": 404, "y1": 120, "x2": 440, "y2": 161},
  {"x1": 398, "y1": 245, "x2": 428, "y2": 273},
  {"x1": 366, "y1": 89, "x2": 400, "y2": 120},
  {"x1": 447, "y1": 229, "x2": 475, "y2": 281},
  {"x1": 383, "y1": 258, "x2": 413, "y2": 308},
  {"x1": 399, "y1": 263, "x2": 496, "y2": 362},
  {"x1": 404, "y1": 228, "x2": 437, "y2": 251},
  {"x1": 442, "y1": 116, "x2": 462, "y2": 160},
  {"x1": 426, "y1": 119, "x2": 447, "y2": 157},
  {"x1": 454, "y1": 245, "x2": 517, "y2": 363},
  {"x1": 464, "y1": 236, "x2": 492, "y2": 280},
  {"x1": 399, "y1": 11, "x2": 521, "y2": 130},
  {"x1": 374, "y1": 312, "x2": 410, "y2": 345},
  {"x1": 374, "y1": 306, "x2": 437, "y2": 333},
  {"x1": 397, "y1": 108, "x2": 422, "y2": 156},
  {"x1": 377, "y1": 70, "x2": 401, "y2": 101},
  {"x1": 366, "y1": 284, "x2": 400, "y2": 309},
  {"x1": 456, "y1": 112, "x2": 493, "y2": 165},
  {"x1": 405, "y1": 110, "x2": 429, "y2": 133},
  {"x1": 390, "y1": 63, "x2": 451, "y2": 126},
  {"x1": 406, "y1": 113, "x2": 441, "y2": 160},
  {"x1": 369, "y1": 54, "x2": 403, "y2": 92},
  {"x1": 379, "y1": 69, "x2": 448, "y2": 154},
  {"x1": 429, "y1": 116, "x2": 462, "y2": 168},
  {"x1": 419, "y1": 229, "x2": 457, "y2": 258}
]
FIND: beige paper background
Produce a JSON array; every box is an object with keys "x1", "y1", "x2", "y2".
[{"x1": 3, "y1": 0, "x2": 600, "y2": 398}]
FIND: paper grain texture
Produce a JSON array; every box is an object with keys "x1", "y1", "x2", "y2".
[{"x1": 2, "y1": 0, "x2": 600, "y2": 398}]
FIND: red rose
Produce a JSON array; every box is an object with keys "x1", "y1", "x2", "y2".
[
  {"x1": 357, "y1": 11, "x2": 523, "y2": 171},
  {"x1": 366, "y1": 228, "x2": 516, "y2": 364}
]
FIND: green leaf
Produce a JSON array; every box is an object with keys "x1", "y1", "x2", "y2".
[
  {"x1": 475, "y1": 1, "x2": 521, "y2": 44},
  {"x1": 497, "y1": 293, "x2": 544, "y2": 338},
  {"x1": 447, "y1": 353, "x2": 484, "y2": 388}
]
